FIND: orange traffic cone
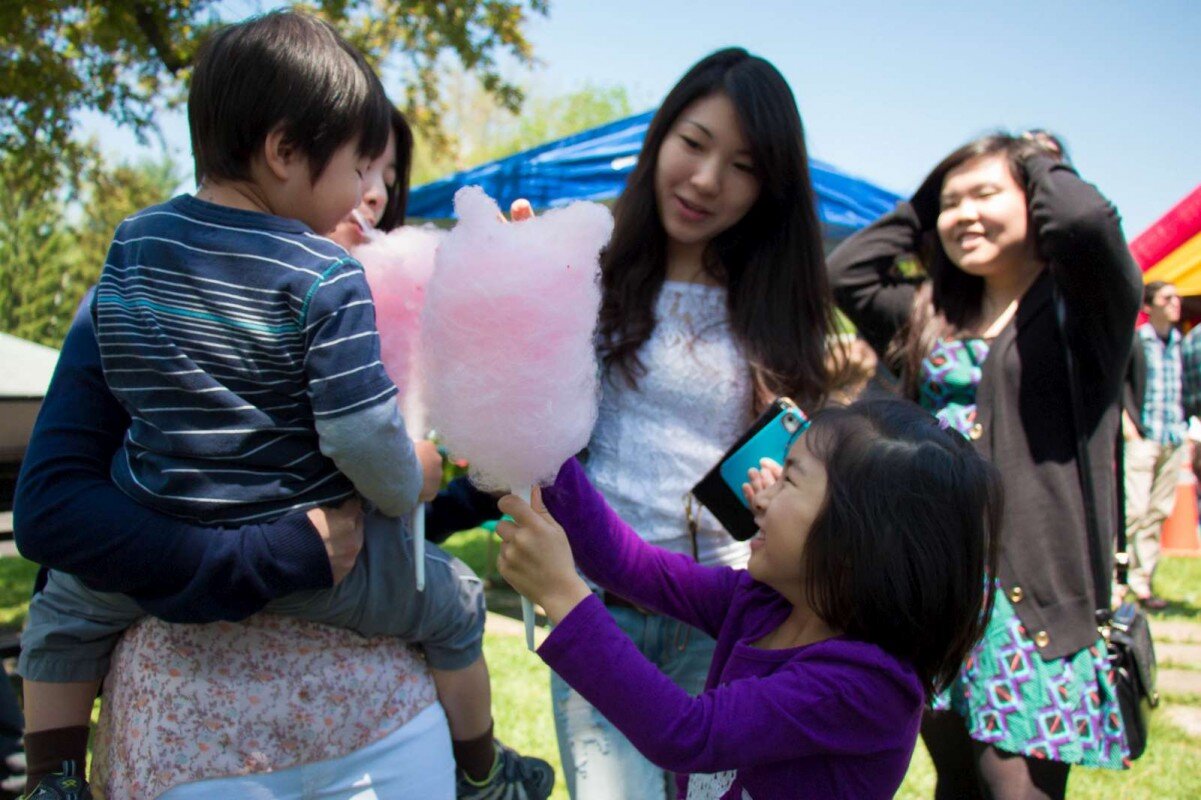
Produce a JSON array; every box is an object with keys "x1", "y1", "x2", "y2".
[{"x1": 1162, "y1": 444, "x2": 1201, "y2": 555}]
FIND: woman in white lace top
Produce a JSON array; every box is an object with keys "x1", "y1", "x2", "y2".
[{"x1": 552, "y1": 47, "x2": 838, "y2": 800}]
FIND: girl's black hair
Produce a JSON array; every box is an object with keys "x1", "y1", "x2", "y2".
[
  {"x1": 189, "y1": 10, "x2": 391, "y2": 185},
  {"x1": 800, "y1": 398, "x2": 1001, "y2": 694},
  {"x1": 376, "y1": 106, "x2": 415, "y2": 232},
  {"x1": 598, "y1": 47, "x2": 837, "y2": 410},
  {"x1": 890, "y1": 133, "x2": 1047, "y2": 398}
]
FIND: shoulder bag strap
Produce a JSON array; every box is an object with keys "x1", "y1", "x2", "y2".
[{"x1": 1052, "y1": 287, "x2": 1115, "y2": 624}]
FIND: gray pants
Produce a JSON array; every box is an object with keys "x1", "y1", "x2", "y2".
[{"x1": 18, "y1": 509, "x2": 485, "y2": 683}]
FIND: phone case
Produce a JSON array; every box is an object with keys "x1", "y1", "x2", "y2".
[
  {"x1": 691, "y1": 398, "x2": 808, "y2": 541},
  {"x1": 718, "y1": 407, "x2": 809, "y2": 504}
]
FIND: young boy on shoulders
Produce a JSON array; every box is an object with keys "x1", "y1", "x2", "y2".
[{"x1": 17, "y1": 11, "x2": 551, "y2": 799}]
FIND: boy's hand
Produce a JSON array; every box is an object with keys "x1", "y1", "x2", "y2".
[
  {"x1": 414, "y1": 440, "x2": 443, "y2": 502},
  {"x1": 306, "y1": 498, "x2": 364, "y2": 585},
  {"x1": 496, "y1": 486, "x2": 591, "y2": 624},
  {"x1": 741, "y1": 457, "x2": 783, "y2": 506}
]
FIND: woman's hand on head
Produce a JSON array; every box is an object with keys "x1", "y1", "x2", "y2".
[
  {"x1": 1020, "y1": 130, "x2": 1066, "y2": 164},
  {"x1": 742, "y1": 458, "x2": 783, "y2": 506},
  {"x1": 495, "y1": 486, "x2": 591, "y2": 623},
  {"x1": 306, "y1": 498, "x2": 365, "y2": 585}
]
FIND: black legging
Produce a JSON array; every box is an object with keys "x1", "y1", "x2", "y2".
[{"x1": 922, "y1": 710, "x2": 1070, "y2": 800}]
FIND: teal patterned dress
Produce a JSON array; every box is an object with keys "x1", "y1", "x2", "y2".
[{"x1": 921, "y1": 338, "x2": 1129, "y2": 769}]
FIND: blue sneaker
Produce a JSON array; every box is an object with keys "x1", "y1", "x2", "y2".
[
  {"x1": 24, "y1": 761, "x2": 91, "y2": 800},
  {"x1": 455, "y1": 740, "x2": 554, "y2": 800}
]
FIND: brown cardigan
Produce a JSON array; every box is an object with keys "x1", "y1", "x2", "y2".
[{"x1": 828, "y1": 156, "x2": 1142, "y2": 660}]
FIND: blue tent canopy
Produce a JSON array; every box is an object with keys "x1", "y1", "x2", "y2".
[{"x1": 407, "y1": 110, "x2": 901, "y2": 239}]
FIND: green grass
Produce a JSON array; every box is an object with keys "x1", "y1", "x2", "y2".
[
  {"x1": 442, "y1": 527, "x2": 502, "y2": 584},
  {"x1": 893, "y1": 712, "x2": 1201, "y2": 799},
  {"x1": 1, "y1": 547, "x2": 1198, "y2": 798},
  {"x1": 483, "y1": 630, "x2": 569, "y2": 800},
  {"x1": 464, "y1": 546, "x2": 1201, "y2": 800},
  {"x1": 0, "y1": 556, "x2": 38, "y2": 631},
  {"x1": 1143, "y1": 555, "x2": 1201, "y2": 620}
]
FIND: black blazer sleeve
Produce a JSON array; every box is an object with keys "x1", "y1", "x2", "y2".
[
  {"x1": 826, "y1": 201, "x2": 925, "y2": 358},
  {"x1": 1025, "y1": 156, "x2": 1142, "y2": 388}
]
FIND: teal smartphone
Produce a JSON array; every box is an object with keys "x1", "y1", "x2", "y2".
[
  {"x1": 692, "y1": 398, "x2": 808, "y2": 540},
  {"x1": 718, "y1": 406, "x2": 809, "y2": 509}
]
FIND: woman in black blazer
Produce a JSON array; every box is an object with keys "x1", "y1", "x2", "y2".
[{"x1": 828, "y1": 133, "x2": 1141, "y2": 799}]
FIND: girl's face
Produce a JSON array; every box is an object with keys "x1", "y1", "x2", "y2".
[
  {"x1": 653, "y1": 93, "x2": 761, "y2": 253},
  {"x1": 328, "y1": 129, "x2": 399, "y2": 249},
  {"x1": 936, "y1": 153, "x2": 1032, "y2": 280},
  {"x1": 748, "y1": 435, "x2": 828, "y2": 595}
]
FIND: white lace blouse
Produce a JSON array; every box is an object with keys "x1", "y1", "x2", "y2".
[{"x1": 586, "y1": 281, "x2": 753, "y2": 568}]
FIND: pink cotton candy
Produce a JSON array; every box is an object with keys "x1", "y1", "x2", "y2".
[
  {"x1": 422, "y1": 187, "x2": 613, "y2": 492},
  {"x1": 357, "y1": 225, "x2": 446, "y2": 434}
]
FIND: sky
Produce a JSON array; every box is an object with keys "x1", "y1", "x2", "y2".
[{"x1": 81, "y1": 0, "x2": 1201, "y2": 238}]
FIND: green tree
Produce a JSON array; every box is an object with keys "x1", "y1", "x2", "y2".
[
  {"x1": 0, "y1": 0, "x2": 549, "y2": 176},
  {"x1": 0, "y1": 147, "x2": 179, "y2": 347},
  {"x1": 411, "y1": 80, "x2": 635, "y2": 185},
  {"x1": 71, "y1": 154, "x2": 180, "y2": 300},
  {"x1": 0, "y1": 151, "x2": 81, "y2": 346}
]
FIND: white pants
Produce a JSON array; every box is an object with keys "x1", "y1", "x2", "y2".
[
  {"x1": 158, "y1": 703, "x2": 454, "y2": 800},
  {"x1": 1124, "y1": 438, "x2": 1189, "y2": 597}
]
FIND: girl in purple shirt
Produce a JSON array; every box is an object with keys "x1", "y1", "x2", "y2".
[{"x1": 496, "y1": 398, "x2": 1001, "y2": 799}]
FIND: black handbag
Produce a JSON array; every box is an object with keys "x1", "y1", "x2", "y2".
[
  {"x1": 1108, "y1": 600, "x2": 1158, "y2": 758},
  {"x1": 1055, "y1": 290, "x2": 1159, "y2": 760}
]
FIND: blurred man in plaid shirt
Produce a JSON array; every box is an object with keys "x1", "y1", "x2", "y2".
[{"x1": 1123, "y1": 281, "x2": 1187, "y2": 609}]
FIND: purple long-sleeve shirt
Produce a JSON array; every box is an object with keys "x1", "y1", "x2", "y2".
[{"x1": 539, "y1": 458, "x2": 924, "y2": 800}]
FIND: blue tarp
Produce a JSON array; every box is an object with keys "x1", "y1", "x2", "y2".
[{"x1": 408, "y1": 110, "x2": 901, "y2": 239}]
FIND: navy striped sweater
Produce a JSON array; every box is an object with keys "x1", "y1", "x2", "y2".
[{"x1": 94, "y1": 195, "x2": 399, "y2": 524}]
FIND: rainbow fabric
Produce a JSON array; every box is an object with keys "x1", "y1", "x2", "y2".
[{"x1": 1135, "y1": 184, "x2": 1201, "y2": 295}]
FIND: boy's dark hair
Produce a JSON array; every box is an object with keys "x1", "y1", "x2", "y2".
[
  {"x1": 800, "y1": 398, "x2": 1001, "y2": 695},
  {"x1": 189, "y1": 10, "x2": 390, "y2": 185}
]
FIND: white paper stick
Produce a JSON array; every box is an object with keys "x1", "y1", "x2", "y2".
[
  {"x1": 514, "y1": 484, "x2": 537, "y2": 651},
  {"x1": 351, "y1": 208, "x2": 382, "y2": 242},
  {"x1": 413, "y1": 502, "x2": 426, "y2": 592}
]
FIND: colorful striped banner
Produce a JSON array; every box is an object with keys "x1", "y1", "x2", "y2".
[
  {"x1": 1131, "y1": 184, "x2": 1201, "y2": 269},
  {"x1": 1133, "y1": 184, "x2": 1201, "y2": 295}
]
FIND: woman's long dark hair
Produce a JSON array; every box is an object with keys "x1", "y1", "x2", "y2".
[
  {"x1": 598, "y1": 48, "x2": 836, "y2": 410},
  {"x1": 377, "y1": 105, "x2": 415, "y2": 232},
  {"x1": 891, "y1": 133, "x2": 1043, "y2": 399}
]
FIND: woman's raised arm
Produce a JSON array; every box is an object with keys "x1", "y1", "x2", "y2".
[{"x1": 827, "y1": 202, "x2": 925, "y2": 358}]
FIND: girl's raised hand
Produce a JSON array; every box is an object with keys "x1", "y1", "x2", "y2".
[
  {"x1": 741, "y1": 457, "x2": 783, "y2": 506},
  {"x1": 496, "y1": 486, "x2": 592, "y2": 624}
]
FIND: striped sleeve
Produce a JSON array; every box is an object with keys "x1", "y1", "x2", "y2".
[{"x1": 301, "y1": 260, "x2": 397, "y2": 419}]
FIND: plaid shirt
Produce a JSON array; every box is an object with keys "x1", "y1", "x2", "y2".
[
  {"x1": 1137, "y1": 322, "x2": 1186, "y2": 445},
  {"x1": 1182, "y1": 325, "x2": 1201, "y2": 420}
]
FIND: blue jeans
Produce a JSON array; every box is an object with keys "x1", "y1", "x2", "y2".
[{"x1": 550, "y1": 604, "x2": 717, "y2": 800}]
